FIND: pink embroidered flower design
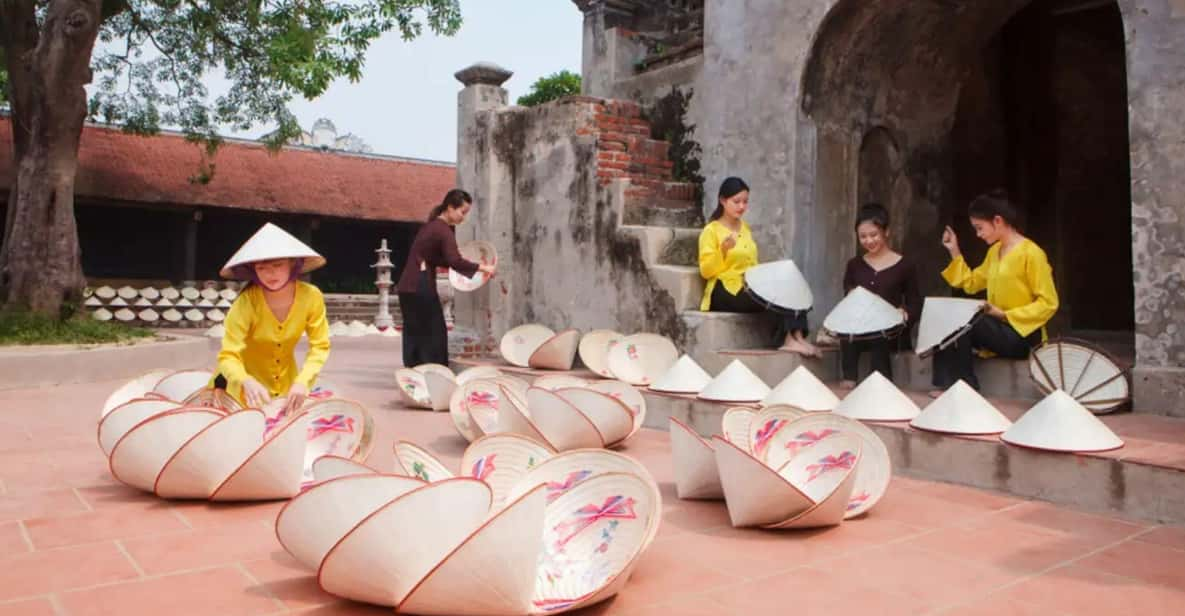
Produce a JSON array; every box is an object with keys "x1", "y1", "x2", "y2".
[
  {"x1": 783, "y1": 428, "x2": 839, "y2": 456},
  {"x1": 805, "y1": 451, "x2": 857, "y2": 482}
]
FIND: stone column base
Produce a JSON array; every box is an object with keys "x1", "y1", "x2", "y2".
[{"x1": 1132, "y1": 365, "x2": 1185, "y2": 417}]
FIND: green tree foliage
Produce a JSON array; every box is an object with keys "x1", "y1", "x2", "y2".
[{"x1": 516, "y1": 69, "x2": 581, "y2": 107}]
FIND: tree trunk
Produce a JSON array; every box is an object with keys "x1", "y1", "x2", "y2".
[{"x1": 0, "y1": 0, "x2": 102, "y2": 316}]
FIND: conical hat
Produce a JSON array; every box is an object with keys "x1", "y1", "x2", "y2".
[
  {"x1": 209, "y1": 412, "x2": 309, "y2": 501},
  {"x1": 155, "y1": 298, "x2": 173, "y2": 307},
  {"x1": 219, "y1": 288, "x2": 238, "y2": 301},
  {"x1": 275, "y1": 474, "x2": 425, "y2": 570},
  {"x1": 95, "y1": 285, "x2": 116, "y2": 299},
  {"x1": 394, "y1": 441, "x2": 455, "y2": 482},
  {"x1": 524, "y1": 387, "x2": 604, "y2": 451},
  {"x1": 586, "y1": 380, "x2": 647, "y2": 440},
  {"x1": 201, "y1": 288, "x2": 219, "y2": 301},
  {"x1": 84, "y1": 296, "x2": 103, "y2": 307},
  {"x1": 649, "y1": 354, "x2": 712, "y2": 394},
  {"x1": 1001, "y1": 390, "x2": 1123, "y2": 452},
  {"x1": 396, "y1": 368, "x2": 432, "y2": 409},
  {"x1": 162, "y1": 309, "x2": 182, "y2": 322},
  {"x1": 530, "y1": 374, "x2": 589, "y2": 391},
  {"x1": 698, "y1": 360, "x2": 770, "y2": 403},
  {"x1": 175, "y1": 298, "x2": 193, "y2": 308},
  {"x1": 528, "y1": 329, "x2": 581, "y2": 371},
  {"x1": 833, "y1": 371, "x2": 920, "y2": 421},
  {"x1": 92, "y1": 308, "x2": 113, "y2": 321},
  {"x1": 205, "y1": 324, "x2": 225, "y2": 338},
  {"x1": 456, "y1": 366, "x2": 502, "y2": 387},
  {"x1": 134, "y1": 297, "x2": 152, "y2": 307},
  {"x1": 139, "y1": 287, "x2": 160, "y2": 300},
  {"x1": 100, "y1": 369, "x2": 176, "y2": 418},
  {"x1": 117, "y1": 286, "x2": 138, "y2": 300},
  {"x1": 554, "y1": 387, "x2": 634, "y2": 447},
  {"x1": 748, "y1": 405, "x2": 810, "y2": 464},
  {"x1": 108, "y1": 297, "x2": 128, "y2": 307},
  {"x1": 114, "y1": 308, "x2": 136, "y2": 322},
  {"x1": 97, "y1": 398, "x2": 181, "y2": 455},
  {"x1": 910, "y1": 380, "x2": 1012, "y2": 435},
  {"x1": 459, "y1": 433, "x2": 555, "y2": 507},
  {"x1": 721, "y1": 407, "x2": 756, "y2": 450},
  {"x1": 448, "y1": 240, "x2": 498, "y2": 292},
  {"x1": 329, "y1": 321, "x2": 351, "y2": 337},
  {"x1": 317, "y1": 479, "x2": 492, "y2": 607},
  {"x1": 500, "y1": 324, "x2": 554, "y2": 368},
  {"x1": 137, "y1": 309, "x2": 159, "y2": 322},
  {"x1": 108, "y1": 409, "x2": 223, "y2": 492},
  {"x1": 669, "y1": 417, "x2": 724, "y2": 500},
  {"x1": 153, "y1": 369, "x2": 212, "y2": 402},
  {"x1": 760, "y1": 366, "x2": 839, "y2": 411},
  {"x1": 216, "y1": 298, "x2": 232, "y2": 309},
  {"x1": 711, "y1": 436, "x2": 812, "y2": 527},
  {"x1": 184, "y1": 309, "x2": 204, "y2": 322},
  {"x1": 197, "y1": 298, "x2": 215, "y2": 308},
  {"x1": 160, "y1": 287, "x2": 180, "y2": 300},
  {"x1": 823, "y1": 286, "x2": 904, "y2": 337},
  {"x1": 1029, "y1": 339, "x2": 1130, "y2": 414},
  {"x1": 181, "y1": 287, "x2": 200, "y2": 300},
  {"x1": 422, "y1": 370, "x2": 457, "y2": 412},
  {"x1": 577, "y1": 330, "x2": 623, "y2": 378},
  {"x1": 743, "y1": 259, "x2": 813, "y2": 311},
  {"x1": 206, "y1": 309, "x2": 226, "y2": 322},
  {"x1": 915, "y1": 297, "x2": 985, "y2": 357},
  {"x1": 154, "y1": 410, "x2": 266, "y2": 499},
  {"x1": 766, "y1": 455, "x2": 858, "y2": 530},
  {"x1": 776, "y1": 414, "x2": 891, "y2": 519},
  {"x1": 220, "y1": 222, "x2": 326, "y2": 278},
  {"x1": 310, "y1": 456, "x2": 380, "y2": 483},
  {"x1": 397, "y1": 485, "x2": 543, "y2": 616},
  {"x1": 605, "y1": 333, "x2": 679, "y2": 386}
]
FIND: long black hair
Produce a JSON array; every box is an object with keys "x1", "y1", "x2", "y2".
[
  {"x1": 427, "y1": 189, "x2": 473, "y2": 221},
  {"x1": 855, "y1": 202, "x2": 890, "y2": 232},
  {"x1": 968, "y1": 189, "x2": 1023, "y2": 230},
  {"x1": 709, "y1": 177, "x2": 750, "y2": 221}
]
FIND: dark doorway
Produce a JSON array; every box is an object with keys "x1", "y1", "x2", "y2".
[{"x1": 951, "y1": 0, "x2": 1133, "y2": 337}]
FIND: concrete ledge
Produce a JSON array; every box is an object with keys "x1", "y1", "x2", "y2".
[
  {"x1": 0, "y1": 334, "x2": 211, "y2": 390},
  {"x1": 639, "y1": 389, "x2": 1185, "y2": 524},
  {"x1": 1132, "y1": 365, "x2": 1185, "y2": 417}
]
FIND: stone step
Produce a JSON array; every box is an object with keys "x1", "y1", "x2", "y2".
[
  {"x1": 678, "y1": 310, "x2": 781, "y2": 374},
  {"x1": 617, "y1": 225, "x2": 700, "y2": 267},
  {"x1": 621, "y1": 197, "x2": 703, "y2": 227},
  {"x1": 638, "y1": 390, "x2": 1185, "y2": 525},
  {"x1": 649, "y1": 265, "x2": 703, "y2": 312}
]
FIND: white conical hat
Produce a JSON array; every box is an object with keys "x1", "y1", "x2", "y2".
[
  {"x1": 155, "y1": 297, "x2": 173, "y2": 307},
  {"x1": 527, "y1": 329, "x2": 581, "y2": 371},
  {"x1": 197, "y1": 298, "x2": 215, "y2": 308},
  {"x1": 220, "y1": 288, "x2": 238, "y2": 301},
  {"x1": 133, "y1": 297, "x2": 152, "y2": 307},
  {"x1": 84, "y1": 296, "x2": 103, "y2": 307},
  {"x1": 915, "y1": 297, "x2": 985, "y2": 357},
  {"x1": 117, "y1": 286, "x2": 138, "y2": 300},
  {"x1": 834, "y1": 371, "x2": 920, "y2": 421},
  {"x1": 823, "y1": 286, "x2": 904, "y2": 338},
  {"x1": 160, "y1": 287, "x2": 180, "y2": 300},
  {"x1": 329, "y1": 321, "x2": 351, "y2": 337},
  {"x1": 114, "y1": 308, "x2": 136, "y2": 322},
  {"x1": 137, "y1": 309, "x2": 159, "y2": 322},
  {"x1": 181, "y1": 287, "x2": 200, "y2": 300},
  {"x1": 216, "y1": 298, "x2": 233, "y2": 308},
  {"x1": 698, "y1": 360, "x2": 770, "y2": 403},
  {"x1": 761, "y1": 366, "x2": 839, "y2": 411},
  {"x1": 206, "y1": 324, "x2": 225, "y2": 338},
  {"x1": 743, "y1": 259, "x2": 813, "y2": 311},
  {"x1": 92, "y1": 308, "x2": 113, "y2": 321},
  {"x1": 200, "y1": 288, "x2": 219, "y2": 301},
  {"x1": 910, "y1": 380, "x2": 1012, "y2": 435},
  {"x1": 448, "y1": 240, "x2": 498, "y2": 292},
  {"x1": 577, "y1": 329, "x2": 623, "y2": 378},
  {"x1": 669, "y1": 417, "x2": 723, "y2": 500},
  {"x1": 220, "y1": 222, "x2": 326, "y2": 279},
  {"x1": 139, "y1": 287, "x2": 160, "y2": 300},
  {"x1": 108, "y1": 297, "x2": 128, "y2": 307},
  {"x1": 95, "y1": 285, "x2": 117, "y2": 299},
  {"x1": 1001, "y1": 390, "x2": 1123, "y2": 452},
  {"x1": 184, "y1": 309, "x2": 204, "y2": 322},
  {"x1": 605, "y1": 333, "x2": 679, "y2": 386},
  {"x1": 500, "y1": 324, "x2": 554, "y2": 368},
  {"x1": 649, "y1": 354, "x2": 712, "y2": 394},
  {"x1": 175, "y1": 297, "x2": 193, "y2": 307},
  {"x1": 1029, "y1": 339, "x2": 1130, "y2": 414},
  {"x1": 206, "y1": 309, "x2": 226, "y2": 322},
  {"x1": 162, "y1": 309, "x2": 183, "y2": 322}
]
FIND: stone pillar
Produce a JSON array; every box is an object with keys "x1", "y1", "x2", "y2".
[
  {"x1": 1121, "y1": 0, "x2": 1185, "y2": 416},
  {"x1": 454, "y1": 63, "x2": 513, "y2": 355},
  {"x1": 573, "y1": 0, "x2": 644, "y2": 98}
]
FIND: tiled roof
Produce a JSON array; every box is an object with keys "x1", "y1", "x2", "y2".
[{"x1": 0, "y1": 118, "x2": 455, "y2": 223}]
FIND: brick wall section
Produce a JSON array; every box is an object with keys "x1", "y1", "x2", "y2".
[{"x1": 566, "y1": 96, "x2": 695, "y2": 204}]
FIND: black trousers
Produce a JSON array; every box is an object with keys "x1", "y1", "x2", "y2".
[
  {"x1": 932, "y1": 316, "x2": 1040, "y2": 390},
  {"x1": 398, "y1": 271, "x2": 448, "y2": 368},
  {"x1": 840, "y1": 337, "x2": 895, "y2": 382},
  {"x1": 709, "y1": 283, "x2": 808, "y2": 347}
]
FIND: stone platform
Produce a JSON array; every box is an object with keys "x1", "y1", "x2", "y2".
[{"x1": 453, "y1": 356, "x2": 1185, "y2": 524}]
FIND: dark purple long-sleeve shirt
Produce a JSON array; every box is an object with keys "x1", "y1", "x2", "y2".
[
  {"x1": 842, "y1": 255, "x2": 923, "y2": 325},
  {"x1": 397, "y1": 218, "x2": 480, "y2": 293}
]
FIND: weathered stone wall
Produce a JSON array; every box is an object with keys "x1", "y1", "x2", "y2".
[{"x1": 454, "y1": 89, "x2": 696, "y2": 351}]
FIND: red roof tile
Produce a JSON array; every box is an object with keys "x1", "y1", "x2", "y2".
[{"x1": 0, "y1": 118, "x2": 455, "y2": 222}]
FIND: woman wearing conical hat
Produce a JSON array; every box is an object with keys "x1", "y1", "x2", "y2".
[
  {"x1": 838, "y1": 203, "x2": 922, "y2": 389},
  {"x1": 698, "y1": 177, "x2": 819, "y2": 357},
  {"x1": 397, "y1": 189, "x2": 496, "y2": 367},
  {"x1": 214, "y1": 223, "x2": 331, "y2": 412},
  {"x1": 931, "y1": 190, "x2": 1059, "y2": 396}
]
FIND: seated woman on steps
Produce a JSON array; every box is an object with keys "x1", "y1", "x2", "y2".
[
  {"x1": 930, "y1": 189, "x2": 1059, "y2": 397},
  {"x1": 838, "y1": 203, "x2": 922, "y2": 390},
  {"x1": 698, "y1": 176, "x2": 820, "y2": 357}
]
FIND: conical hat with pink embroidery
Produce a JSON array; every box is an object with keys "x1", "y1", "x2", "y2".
[
  {"x1": 774, "y1": 414, "x2": 891, "y2": 519},
  {"x1": 501, "y1": 324, "x2": 555, "y2": 368},
  {"x1": 209, "y1": 412, "x2": 310, "y2": 501},
  {"x1": 460, "y1": 433, "x2": 556, "y2": 507},
  {"x1": 554, "y1": 387, "x2": 634, "y2": 447},
  {"x1": 528, "y1": 329, "x2": 582, "y2": 371},
  {"x1": 578, "y1": 329, "x2": 623, "y2": 378},
  {"x1": 448, "y1": 240, "x2": 497, "y2": 292},
  {"x1": 711, "y1": 436, "x2": 813, "y2": 527},
  {"x1": 587, "y1": 380, "x2": 647, "y2": 440},
  {"x1": 393, "y1": 441, "x2": 455, "y2": 483},
  {"x1": 721, "y1": 407, "x2": 756, "y2": 451},
  {"x1": 605, "y1": 333, "x2": 678, "y2": 386}
]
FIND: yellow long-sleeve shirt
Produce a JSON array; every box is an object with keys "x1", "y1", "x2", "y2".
[
  {"x1": 699, "y1": 219, "x2": 758, "y2": 311},
  {"x1": 216, "y1": 281, "x2": 331, "y2": 404},
  {"x1": 942, "y1": 238, "x2": 1059, "y2": 339}
]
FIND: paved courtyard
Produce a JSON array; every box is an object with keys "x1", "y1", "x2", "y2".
[{"x1": 1, "y1": 339, "x2": 1183, "y2": 615}]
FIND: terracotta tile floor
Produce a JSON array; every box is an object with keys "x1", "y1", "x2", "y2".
[{"x1": 1, "y1": 340, "x2": 1183, "y2": 615}]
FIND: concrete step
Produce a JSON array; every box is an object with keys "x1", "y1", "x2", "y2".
[
  {"x1": 622, "y1": 197, "x2": 704, "y2": 227},
  {"x1": 650, "y1": 265, "x2": 703, "y2": 312},
  {"x1": 617, "y1": 225, "x2": 700, "y2": 267},
  {"x1": 679, "y1": 310, "x2": 780, "y2": 374},
  {"x1": 639, "y1": 390, "x2": 1185, "y2": 525}
]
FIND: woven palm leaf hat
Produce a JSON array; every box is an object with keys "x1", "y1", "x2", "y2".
[{"x1": 220, "y1": 223, "x2": 326, "y2": 279}]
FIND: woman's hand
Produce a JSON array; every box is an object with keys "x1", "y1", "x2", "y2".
[
  {"x1": 478, "y1": 263, "x2": 496, "y2": 275},
  {"x1": 241, "y1": 377, "x2": 271, "y2": 408},
  {"x1": 985, "y1": 303, "x2": 1007, "y2": 320},
  {"x1": 721, "y1": 232, "x2": 737, "y2": 255},
  {"x1": 941, "y1": 225, "x2": 961, "y2": 258},
  {"x1": 283, "y1": 383, "x2": 308, "y2": 416}
]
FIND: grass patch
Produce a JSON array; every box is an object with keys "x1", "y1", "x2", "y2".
[{"x1": 0, "y1": 311, "x2": 156, "y2": 346}]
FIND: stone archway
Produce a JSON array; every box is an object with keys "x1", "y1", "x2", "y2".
[{"x1": 799, "y1": 0, "x2": 1134, "y2": 349}]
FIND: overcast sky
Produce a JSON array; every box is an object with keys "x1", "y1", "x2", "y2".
[{"x1": 237, "y1": 1, "x2": 584, "y2": 162}]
